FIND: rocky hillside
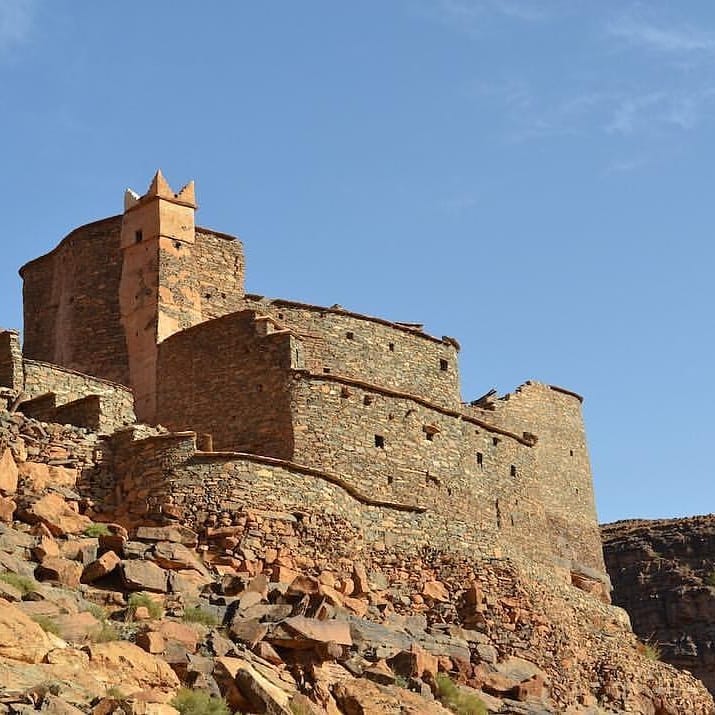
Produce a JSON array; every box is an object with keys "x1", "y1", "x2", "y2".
[
  {"x1": 603, "y1": 516, "x2": 715, "y2": 697},
  {"x1": 0, "y1": 407, "x2": 713, "y2": 714}
]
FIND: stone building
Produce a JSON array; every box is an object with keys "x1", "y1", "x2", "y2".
[{"x1": 0, "y1": 172, "x2": 609, "y2": 598}]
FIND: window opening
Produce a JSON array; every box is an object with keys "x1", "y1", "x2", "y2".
[
  {"x1": 440, "y1": 359, "x2": 448, "y2": 371},
  {"x1": 135, "y1": 230, "x2": 143, "y2": 243},
  {"x1": 374, "y1": 434, "x2": 385, "y2": 448}
]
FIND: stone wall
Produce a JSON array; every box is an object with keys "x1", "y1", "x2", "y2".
[
  {"x1": 0, "y1": 330, "x2": 23, "y2": 392},
  {"x1": 104, "y1": 429, "x2": 551, "y2": 567},
  {"x1": 22, "y1": 360, "x2": 136, "y2": 433},
  {"x1": 242, "y1": 296, "x2": 461, "y2": 408},
  {"x1": 195, "y1": 230, "x2": 246, "y2": 320},
  {"x1": 466, "y1": 382, "x2": 606, "y2": 576},
  {"x1": 20, "y1": 216, "x2": 131, "y2": 387},
  {"x1": 156, "y1": 310, "x2": 300, "y2": 458}
]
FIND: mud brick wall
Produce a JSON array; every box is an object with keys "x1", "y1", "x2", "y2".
[
  {"x1": 195, "y1": 230, "x2": 246, "y2": 320},
  {"x1": 20, "y1": 216, "x2": 131, "y2": 386},
  {"x1": 242, "y1": 297, "x2": 461, "y2": 408},
  {"x1": 156, "y1": 311, "x2": 300, "y2": 458},
  {"x1": 467, "y1": 382, "x2": 605, "y2": 575},
  {"x1": 23, "y1": 360, "x2": 136, "y2": 432},
  {"x1": 0, "y1": 330, "x2": 23, "y2": 392}
]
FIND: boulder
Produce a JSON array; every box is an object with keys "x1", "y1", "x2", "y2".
[
  {"x1": 24, "y1": 493, "x2": 93, "y2": 537},
  {"x1": 82, "y1": 551, "x2": 121, "y2": 583},
  {"x1": 333, "y1": 679, "x2": 451, "y2": 714},
  {"x1": 18, "y1": 462, "x2": 77, "y2": 492},
  {"x1": 152, "y1": 542, "x2": 208, "y2": 575},
  {"x1": 135, "y1": 526, "x2": 197, "y2": 547},
  {"x1": 36, "y1": 556, "x2": 84, "y2": 588},
  {"x1": 0, "y1": 496, "x2": 16, "y2": 523},
  {"x1": 121, "y1": 560, "x2": 169, "y2": 593},
  {"x1": 422, "y1": 580, "x2": 450, "y2": 603},
  {"x1": 84, "y1": 642, "x2": 180, "y2": 695},
  {"x1": 0, "y1": 448, "x2": 18, "y2": 495},
  {"x1": 54, "y1": 612, "x2": 103, "y2": 643},
  {"x1": 136, "y1": 631, "x2": 166, "y2": 655},
  {"x1": 0, "y1": 597, "x2": 53, "y2": 663}
]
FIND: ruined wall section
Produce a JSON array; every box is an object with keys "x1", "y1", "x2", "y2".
[
  {"x1": 104, "y1": 429, "x2": 547, "y2": 567},
  {"x1": 466, "y1": 382, "x2": 606, "y2": 577},
  {"x1": 243, "y1": 297, "x2": 460, "y2": 408},
  {"x1": 194, "y1": 229, "x2": 245, "y2": 320},
  {"x1": 20, "y1": 216, "x2": 130, "y2": 387},
  {"x1": 0, "y1": 330, "x2": 23, "y2": 392},
  {"x1": 22, "y1": 360, "x2": 136, "y2": 432},
  {"x1": 156, "y1": 310, "x2": 300, "y2": 459}
]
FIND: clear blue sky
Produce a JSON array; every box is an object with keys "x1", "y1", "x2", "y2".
[{"x1": 1, "y1": 1, "x2": 713, "y2": 524}]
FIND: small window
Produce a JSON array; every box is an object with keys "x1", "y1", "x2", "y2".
[
  {"x1": 425, "y1": 431, "x2": 433, "y2": 441},
  {"x1": 135, "y1": 230, "x2": 143, "y2": 243},
  {"x1": 440, "y1": 359, "x2": 449, "y2": 371},
  {"x1": 174, "y1": 240, "x2": 182, "y2": 250},
  {"x1": 492, "y1": 437, "x2": 499, "y2": 446},
  {"x1": 278, "y1": 313, "x2": 284, "y2": 319},
  {"x1": 323, "y1": 367, "x2": 331, "y2": 374},
  {"x1": 477, "y1": 452, "x2": 483, "y2": 467},
  {"x1": 374, "y1": 434, "x2": 385, "y2": 448},
  {"x1": 346, "y1": 331, "x2": 354, "y2": 340},
  {"x1": 388, "y1": 343, "x2": 395, "y2": 352},
  {"x1": 387, "y1": 475, "x2": 394, "y2": 485},
  {"x1": 363, "y1": 395, "x2": 374, "y2": 406},
  {"x1": 510, "y1": 465, "x2": 517, "y2": 477},
  {"x1": 569, "y1": 449, "x2": 574, "y2": 457}
]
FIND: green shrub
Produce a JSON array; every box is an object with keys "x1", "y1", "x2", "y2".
[
  {"x1": 705, "y1": 571, "x2": 715, "y2": 587},
  {"x1": 182, "y1": 606, "x2": 218, "y2": 627},
  {"x1": 435, "y1": 674, "x2": 487, "y2": 715},
  {"x1": 82, "y1": 602, "x2": 108, "y2": 621},
  {"x1": 92, "y1": 622, "x2": 119, "y2": 642},
  {"x1": 84, "y1": 523, "x2": 112, "y2": 538},
  {"x1": 393, "y1": 674, "x2": 409, "y2": 689},
  {"x1": 171, "y1": 688, "x2": 231, "y2": 715},
  {"x1": 641, "y1": 641, "x2": 662, "y2": 661},
  {"x1": 31, "y1": 615, "x2": 61, "y2": 636},
  {"x1": 0, "y1": 571, "x2": 38, "y2": 595},
  {"x1": 127, "y1": 592, "x2": 163, "y2": 620}
]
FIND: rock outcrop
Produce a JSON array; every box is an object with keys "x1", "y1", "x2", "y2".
[{"x1": 603, "y1": 515, "x2": 715, "y2": 697}]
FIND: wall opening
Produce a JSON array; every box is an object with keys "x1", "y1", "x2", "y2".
[
  {"x1": 477, "y1": 452, "x2": 483, "y2": 467},
  {"x1": 440, "y1": 359, "x2": 448, "y2": 371},
  {"x1": 570, "y1": 449, "x2": 574, "y2": 456},
  {"x1": 492, "y1": 437, "x2": 499, "y2": 446},
  {"x1": 374, "y1": 434, "x2": 385, "y2": 448},
  {"x1": 510, "y1": 465, "x2": 517, "y2": 477},
  {"x1": 135, "y1": 230, "x2": 143, "y2": 243},
  {"x1": 323, "y1": 367, "x2": 331, "y2": 374},
  {"x1": 388, "y1": 343, "x2": 395, "y2": 352},
  {"x1": 346, "y1": 331, "x2": 354, "y2": 340}
]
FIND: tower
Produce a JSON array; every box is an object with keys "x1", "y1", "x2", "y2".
[{"x1": 119, "y1": 171, "x2": 202, "y2": 423}]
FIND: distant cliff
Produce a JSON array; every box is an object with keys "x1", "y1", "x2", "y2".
[{"x1": 603, "y1": 515, "x2": 715, "y2": 695}]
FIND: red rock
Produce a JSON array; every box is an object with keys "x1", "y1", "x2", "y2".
[
  {"x1": 422, "y1": 580, "x2": 449, "y2": 603},
  {"x1": 36, "y1": 556, "x2": 84, "y2": 587},
  {"x1": 0, "y1": 448, "x2": 18, "y2": 495},
  {"x1": 0, "y1": 495, "x2": 16, "y2": 523},
  {"x1": 82, "y1": 551, "x2": 121, "y2": 583},
  {"x1": 287, "y1": 574, "x2": 321, "y2": 596},
  {"x1": 137, "y1": 631, "x2": 166, "y2": 654},
  {"x1": 23, "y1": 492, "x2": 93, "y2": 537},
  {"x1": 272, "y1": 565, "x2": 299, "y2": 584},
  {"x1": 352, "y1": 561, "x2": 370, "y2": 595}
]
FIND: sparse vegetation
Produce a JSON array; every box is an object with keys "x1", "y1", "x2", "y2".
[
  {"x1": 393, "y1": 674, "x2": 409, "y2": 689},
  {"x1": 84, "y1": 523, "x2": 112, "y2": 538},
  {"x1": 127, "y1": 592, "x2": 163, "y2": 620},
  {"x1": 435, "y1": 674, "x2": 487, "y2": 715},
  {"x1": 704, "y1": 571, "x2": 715, "y2": 587},
  {"x1": 82, "y1": 602, "x2": 108, "y2": 621},
  {"x1": 171, "y1": 688, "x2": 231, "y2": 715},
  {"x1": 641, "y1": 640, "x2": 662, "y2": 661},
  {"x1": 31, "y1": 615, "x2": 61, "y2": 637},
  {"x1": 182, "y1": 605, "x2": 218, "y2": 627},
  {"x1": 0, "y1": 571, "x2": 38, "y2": 596},
  {"x1": 92, "y1": 622, "x2": 119, "y2": 642}
]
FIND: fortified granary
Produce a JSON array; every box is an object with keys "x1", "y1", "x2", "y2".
[{"x1": 0, "y1": 172, "x2": 610, "y2": 600}]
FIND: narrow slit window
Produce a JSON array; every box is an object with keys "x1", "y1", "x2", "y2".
[
  {"x1": 477, "y1": 452, "x2": 483, "y2": 467},
  {"x1": 440, "y1": 359, "x2": 449, "y2": 371},
  {"x1": 388, "y1": 343, "x2": 395, "y2": 352},
  {"x1": 569, "y1": 449, "x2": 574, "y2": 456},
  {"x1": 374, "y1": 434, "x2": 385, "y2": 448},
  {"x1": 510, "y1": 465, "x2": 517, "y2": 477},
  {"x1": 346, "y1": 331, "x2": 354, "y2": 340},
  {"x1": 323, "y1": 367, "x2": 331, "y2": 374},
  {"x1": 135, "y1": 230, "x2": 143, "y2": 243},
  {"x1": 492, "y1": 437, "x2": 499, "y2": 446},
  {"x1": 425, "y1": 431, "x2": 433, "y2": 441}
]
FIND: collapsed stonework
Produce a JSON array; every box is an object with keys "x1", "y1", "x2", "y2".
[{"x1": 2, "y1": 172, "x2": 608, "y2": 599}]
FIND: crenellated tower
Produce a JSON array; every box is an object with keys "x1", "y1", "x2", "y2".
[{"x1": 119, "y1": 171, "x2": 204, "y2": 422}]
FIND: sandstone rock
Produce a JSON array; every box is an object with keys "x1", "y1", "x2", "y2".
[
  {"x1": 157, "y1": 620, "x2": 199, "y2": 652},
  {"x1": 0, "y1": 579, "x2": 22, "y2": 601},
  {"x1": 422, "y1": 580, "x2": 449, "y2": 603},
  {"x1": 215, "y1": 657, "x2": 293, "y2": 714},
  {"x1": 18, "y1": 462, "x2": 77, "y2": 492},
  {"x1": 84, "y1": 642, "x2": 180, "y2": 695},
  {"x1": 0, "y1": 597, "x2": 53, "y2": 663},
  {"x1": 0, "y1": 448, "x2": 18, "y2": 495},
  {"x1": 0, "y1": 495, "x2": 16, "y2": 523},
  {"x1": 388, "y1": 644, "x2": 439, "y2": 681},
  {"x1": 39, "y1": 694, "x2": 86, "y2": 714},
  {"x1": 333, "y1": 679, "x2": 451, "y2": 714},
  {"x1": 135, "y1": 525, "x2": 197, "y2": 547},
  {"x1": 36, "y1": 556, "x2": 84, "y2": 588},
  {"x1": 230, "y1": 617, "x2": 268, "y2": 647},
  {"x1": 137, "y1": 631, "x2": 166, "y2": 654},
  {"x1": 287, "y1": 574, "x2": 321, "y2": 597},
  {"x1": 152, "y1": 541, "x2": 208, "y2": 574},
  {"x1": 54, "y1": 611, "x2": 103, "y2": 643},
  {"x1": 352, "y1": 561, "x2": 370, "y2": 596},
  {"x1": 82, "y1": 551, "x2": 121, "y2": 583},
  {"x1": 168, "y1": 569, "x2": 213, "y2": 598},
  {"x1": 121, "y1": 560, "x2": 169, "y2": 592},
  {"x1": 24, "y1": 493, "x2": 93, "y2": 537}
]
